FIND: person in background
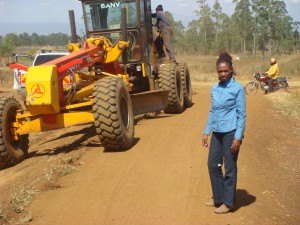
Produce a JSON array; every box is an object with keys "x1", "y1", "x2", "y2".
[
  {"x1": 151, "y1": 4, "x2": 176, "y2": 63},
  {"x1": 264, "y1": 57, "x2": 279, "y2": 93},
  {"x1": 202, "y1": 52, "x2": 246, "y2": 214}
]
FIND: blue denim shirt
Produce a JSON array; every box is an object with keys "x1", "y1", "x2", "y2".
[{"x1": 204, "y1": 77, "x2": 246, "y2": 140}]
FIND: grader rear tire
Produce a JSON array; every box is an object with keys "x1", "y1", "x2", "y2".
[
  {"x1": 158, "y1": 64, "x2": 184, "y2": 113},
  {"x1": 92, "y1": 77, "x2": 134, "y2": 150},
  {"x1": 178, "y1": 63, "x2": 193, "y2": 108},
  {"x1": 0, "y1": 97, "x2": 29, "y2": 169}
]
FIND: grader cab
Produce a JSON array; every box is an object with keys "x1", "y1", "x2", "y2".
[{"x1": 0, "y1": 0, "x2": 192, "y2": 168}]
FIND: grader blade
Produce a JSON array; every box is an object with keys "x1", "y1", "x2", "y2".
[{"x1": 130, "y1": 90, "x2": 169, "y2": 116}]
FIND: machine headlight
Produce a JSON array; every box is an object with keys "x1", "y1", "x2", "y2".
[{"x1": 136, "y1": 65, "x2": 142, "y2": 72}]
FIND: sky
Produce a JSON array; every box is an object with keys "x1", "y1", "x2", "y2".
[{"x1": 0, "y1": 0, "x2": 299, "y2": 35}]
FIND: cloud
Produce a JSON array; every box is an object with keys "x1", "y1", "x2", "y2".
[{"x1": 289, "y1": 0, "x2": 300, "y2": 3}]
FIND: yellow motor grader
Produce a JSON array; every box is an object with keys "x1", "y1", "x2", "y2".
[{"x1": 0, "y1": 0, "x2": 192, "y2": 168}]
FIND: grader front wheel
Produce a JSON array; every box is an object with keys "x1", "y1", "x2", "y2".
[
  {"x1": 0, "y1": 97, "x2": 29, "y2": 169},
  {"x1": 158, "y1": 64, "x2": 184, "y2": 113},
  {"x1": 92, "y1": 77, "x2": 134, "y2": 150}
]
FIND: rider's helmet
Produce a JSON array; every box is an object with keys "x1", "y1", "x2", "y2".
[{"x1": 270, "y1": 58, "x2": 277, "y2": 65}]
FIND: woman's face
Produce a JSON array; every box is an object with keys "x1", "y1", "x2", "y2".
[{"x1": 217, "y1": 62, "x2": 232, "y2": 83}]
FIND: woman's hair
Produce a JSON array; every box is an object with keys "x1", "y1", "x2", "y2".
[
  {"x1": 216, "y1": 52, "x2": 236, "y2": 76},
  {"x1": 216, "y1": 52, "x2": 232, "y2": 68}
]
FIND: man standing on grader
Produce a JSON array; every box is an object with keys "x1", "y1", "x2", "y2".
[{"x1": 152, "y1": 4, "x2": 176, "y2": 63}]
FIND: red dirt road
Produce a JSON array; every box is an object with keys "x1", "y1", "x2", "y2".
[{"x1": 0, "y1": 86, "x2": 299, "y2": 225}]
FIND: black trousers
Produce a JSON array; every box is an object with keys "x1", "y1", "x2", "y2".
[{"x1": 267, "y1": 78, "x2": 275, "y2": 92}]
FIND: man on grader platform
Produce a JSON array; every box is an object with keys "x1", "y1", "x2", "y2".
[{"x1": 152, "y1": 4, "x2": 176, "y2": 63}]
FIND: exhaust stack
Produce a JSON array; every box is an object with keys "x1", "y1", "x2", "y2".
[{"x1": 69, "y1": 10, "x2": 77, "y2": 43}]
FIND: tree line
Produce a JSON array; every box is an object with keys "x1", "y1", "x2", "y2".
[
  {"x1": 0, "y1": 0, "x2": 299, "y2": 57},
  {"x1": 0, "y1": 32, "x2": 69, "y2": 57},
  {"x1": 170, "y1": 0, "x2": 300, "y2": 55}
]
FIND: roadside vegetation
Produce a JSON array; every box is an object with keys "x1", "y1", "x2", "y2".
[
  {"x1": 266, "y1": 90, "x2": 300, "y2": 122},
  {"x1": 0, "y1": 149, "x2": 84, "y2": 225},
  {"x1": 175, "y1": 52, "x2": 300, "y2": 85}
]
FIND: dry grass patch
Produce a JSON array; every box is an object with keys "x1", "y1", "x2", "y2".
[
  {"x1": 10, "y1": 186, "x2": 39, "y2": 214},
  {"x1": 178, "y1": 53, "x2": 300, "y2": 85},
  {"x1": 0, "y1": 186, "x2": 37, "y2": 225},
  {"x1": 0, "y1": 150, "x2": 84, "y2": 225},
  {"x1": 0, "y1": 67, "x2": 14, "y2": 88},
  {"x1": 266, "y1": 90, "x2": 300, "y2": 121},
  {"x1": 44, "y1": 151, "x2": 84, "y2": 189},
  {"x1": 44, "y1": 164, "x2": 76, "y2": 188},
  {"x1": 0, "y1": 203, "x2": 8, "y2": 222},
  {"x1": 9, "y1": 186, "x2": 38, "y2": 224}
]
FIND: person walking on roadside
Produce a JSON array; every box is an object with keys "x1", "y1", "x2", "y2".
[
  {"x1": 264, "y1": 57, "x2": 279, "y2": 93},
  {"x1": 151, "y1": 4, "x2": 176, "y2": 63},
  {"x1": 202, "y1": 52, "x2": 246, "y2": 214}
]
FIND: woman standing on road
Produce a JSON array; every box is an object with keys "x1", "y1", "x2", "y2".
[{"x1": 202, "y1": 52, "x2": 246, "y2": 214}]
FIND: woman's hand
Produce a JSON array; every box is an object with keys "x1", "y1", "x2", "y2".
[
  {"x1": 202, "y1": 134, "x2": 209, "y2": 148},
  {"x1": 231, "y1": 138, "x2": 241, "y2": 153}
]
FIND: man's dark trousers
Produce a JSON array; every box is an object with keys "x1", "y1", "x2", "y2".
[
  {"x1": 208, "y1": 130, "x2": 239, "y2": 206},
  {"x1": 267, "y1": 78, "x2": 275, "y2": 92}
]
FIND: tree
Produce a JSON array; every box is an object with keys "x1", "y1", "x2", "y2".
[
  {"x1": 275, "y1": 15, "x2": 294, "y2": 53},
  {"x1": 211, "y1": 0, "x2": 222, "y2": 45},
  {"x1": 0, "y1": 40, "x2": 15, "y2": 58},
  {"x1": 185, "y1": 20, "x2": 201, "y2": 54},
  {"x1": 18, "y1": 32, "x2": 31, "y2": 46},
  {"x1": 293, "y1": 29, "x2": 300, "y2": 51},
  {"x1": 30, "y1": 33, "x2": 41, "y2": 46},
  {"x1": 4, "y1": 33, "x2": 19, "y2": 47},
  {"x1": 217, "y1": 15, "x2": 238, "y2": 53},
  {"x1": 195, "y1": 0, "x2": 214, "y2": 54},
  {"x1": 252, "y1": 0, "x2": 292, "y2": 55},
  {"x1": 232, "y1": 0, "x2": 253, "y2": 53},
  {"x1": 0, "y1": 34, "x2": 18, "y2": 58},
  {"x1": 47, "y1": 33, "x2": 69, "y2": 46}
]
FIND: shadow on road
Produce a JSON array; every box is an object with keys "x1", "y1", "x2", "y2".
[
  {"x1": 28, "y1": 126, "x2": 99, "y2": 158},
  {"x1": 40, "y1": 126, "x2": 96, "y2": 145},
  {"x1": 234, "y1": 189, "x2": 256, "y2": 211},
  {"x1": 103, "y1": 137, "x2": 140, "y2": 153},
  {"x1": 134, "y1": 113, "x2": 170, "y2": 126}
]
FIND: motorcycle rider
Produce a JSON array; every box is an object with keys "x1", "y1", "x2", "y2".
[{"x1": 264, "y1": 58, "x2": 279, "y2": 93}]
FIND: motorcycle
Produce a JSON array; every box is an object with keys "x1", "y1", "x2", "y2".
[{"x1": 244, "y1": 73, "x2": 289, "y2": 95}]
